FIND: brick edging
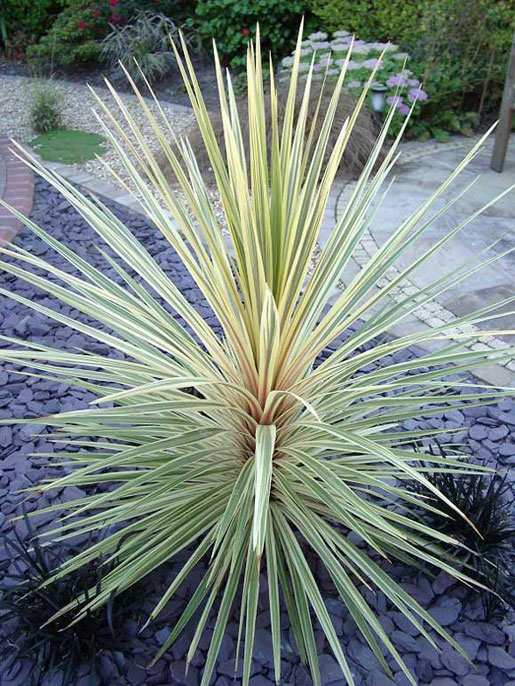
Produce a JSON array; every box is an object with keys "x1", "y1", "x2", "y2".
[{"x1": 0, "y1": 135, "x2": 34, "y2": 244}]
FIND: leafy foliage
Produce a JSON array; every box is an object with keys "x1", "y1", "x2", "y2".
[
  {"x1": 29, "y1": 80, "x2": 64, "y2": 133},
  {"x1": 0, "y1": 511, "x2": 138, "y2": 686},
  {"x1": 308, "y1": 0, "x2": 513, "y2": 137},
  {"x1": 25, "y1": 0, "x2": 192, "y2": 68},
  {"x1": 101, "y1": 11, "x2": 186, "y2": 84},
  {"x1": 309, "y1": 0, "x2": 423, "y2": 44},
  {"x1": 408, "y1": 0, "x2": 513, "y2": 138},
  {"x1": 279, "y1": 30, "x2": 426, "y2": 137},
  {"x1": 1, "y1": 28, "x2": 514, "y2": 686},
  {"x1": 193, "y1": 0, "x2": 312, "y2": 68},
  {"x1": 412, "y1": 446, "x2": 515, "y2": 619},
  {"x1": 0, "y1": 0, "x2": 65, "y2": 49}
]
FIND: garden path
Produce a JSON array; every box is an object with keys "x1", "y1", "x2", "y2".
[{"x1": 325, "y1": 134, "x2": 515, "y2": 387}]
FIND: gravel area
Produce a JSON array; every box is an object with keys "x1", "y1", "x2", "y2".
[
  {"x1": 0, "y1": 178, "x2": 515, "y2": 686},
  {"x1": 0, "y1": 74, "x2": 194, "y2": 186}
]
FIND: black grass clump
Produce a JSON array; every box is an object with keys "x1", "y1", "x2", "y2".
[
  {"x1": 412, "y1": 444, "x2": 515, "y2": 619},
  {"x1": 0, "y1": 511, "x2": 139, "y2": 686}
]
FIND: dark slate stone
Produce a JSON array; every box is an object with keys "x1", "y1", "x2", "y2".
[
  {"x1": 462, "y1": 622, "x2": 505, "y2": 645},
  {"x1": 488, "y1": 425, "x2": 509, "y2": 441},
  {"x1": 292, "y1": 664, "x2": 312, "y2": 685},
  {"x1": 348, "y1": 640, "x2": 379, "y2": 671},
  {"x1": 460, "y1": 676, "x2": 491, "y2": 686},
  {"x1": 217, "y1": 659, "x2": 244, "y2": 679},
  {"x1": 469, "y1": 425, "x2": 487, "y2": 441},
  {"x1": 253, "y1": 628, "x2": 274, "y2": 666},
  {"x1": 390, "y1": 672, "x2": 412, "y2": 686},
  {"x1": 429, "y1": 597, "x2": 462, "y2": 626},
  {"x1": 432, "y1": 571, "x2": 456, "y2": 596},
  {"x1": 168, "y1": 661, "x2": 199, "y2": 686},
  {"x1": 415, "y1": 658, "x2": 434, "y2": 682},
  {"x1": 367, "y1": 670, "x2": 395, "y2": 686},
  {"x1": 391, "y1": 612, "x2": 420, "y2": 637},
  {"x1": 249, "y1": 676, "x2": 274, "y2": 686},
  {"x1": 487, "y1": 646, "x2": 515, "y2": 670},
  {"x1": 318, "y1": 654, "x2": 345, "y2": 685},
  {"x1": 440, "y1": 645, "x2": 471, "y2": 676},
  {"x1": 391, "y1": 631, "x2": 421, "y2": 653},
  {"x1": 0, "y1": 426, "x2": 12, "y2": 447},
  {"x1": 499, "y1": 410, "x2": 515, "y2": 427},
  {"x1": 155, "y1": 627, "x2": 169, "y2": 646},
  {"x1": 217, "y1": 634, "x2": 234, "y2": 663},
  {"x1": 453, "y1": 632, "x2": 481, "y2": 661},
  {"x1": 499, "y1": 443, "x2": 515, "y2": 457},
  {"x1": 97, "y1": 653, "x2": 119, "y2": 681}
]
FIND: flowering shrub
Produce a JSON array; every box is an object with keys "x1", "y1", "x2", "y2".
[
  {"x1": 193, "y1": 0, "x2": 312, "y2": 69},
  {"x1": 280, "y1": 31, "x2": 427, "y2": 135},
  {"x1": 26, "y1": 0, "x2": 190, "y2": 67},
  {"x1": 308, "y1": 0, "x2": 512, "y2": 140}
]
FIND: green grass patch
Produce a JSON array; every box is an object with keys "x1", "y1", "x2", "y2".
[{"x1": 29, "y1": 129, "x2": 106, "y2": 164}]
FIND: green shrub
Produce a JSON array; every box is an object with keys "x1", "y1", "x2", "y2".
[
  {"x1": 29, "y1": 80, "x2": 64, "y2": 133},
  {"x1": 408, "y1": 0, "x2": 513, "y2": 138},
  {"x1": 1, "y1": 31, "x2": 512, "y2": 686},
  {"x1": 101, "y1": 11, "x2": 186, "y2": 84},
  {"x1": 309, "y1": 0, "x2": 423, "y2": 44},
  {"x1": 26, "y1": 0, "x2": 193, "y2": 68},
  {"x1": 309, "y1": 0, "x2": 514, "y2": 138},
  {"x1": 193, "y1": 0, "x2": 312, "y2": 68},
  {"x1": 0, "y1": 0, "x2": 65, "y2": 47},
  {"x1": 27, "y1": 0, "x2": 107, "y2": 67}
]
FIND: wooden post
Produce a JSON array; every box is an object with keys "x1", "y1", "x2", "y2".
[{"x1": 491, "y1": 31, "x2": 515, "y2": 173}]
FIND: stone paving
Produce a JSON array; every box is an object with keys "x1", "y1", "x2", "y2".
[{"x1": 325, "y1": 134, "x2": 515, "y2": 387}]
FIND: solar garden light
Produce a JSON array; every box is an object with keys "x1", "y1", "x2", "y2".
[{"x1": 370, "y1": 82, "x2": 388, "y2": 113}]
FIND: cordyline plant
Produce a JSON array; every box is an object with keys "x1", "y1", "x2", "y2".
[{"x1": 1, "y1": 26, "x2": 514, "y2": 686}]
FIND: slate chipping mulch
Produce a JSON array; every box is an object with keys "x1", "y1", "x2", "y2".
[{"x1": 0, "y1": 178, "x2": 515, "y2": 686}]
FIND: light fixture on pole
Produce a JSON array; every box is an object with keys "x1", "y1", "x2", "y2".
[{"x1": 370, "y1": 82, "x2": 388, "y2": 114}]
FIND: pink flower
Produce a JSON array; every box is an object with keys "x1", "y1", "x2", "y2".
[
  {"x1": 241, "y1": 28, "x2": 250, "y2": 36},
  {"x1": 108, "y1": 0, "x2": 119, "y2": 6},
  {"x1": 77, "y1": 20, "x2": 87, "y2": 30}
]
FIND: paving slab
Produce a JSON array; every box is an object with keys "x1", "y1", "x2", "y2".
[{"x1": 329, "y1": 133, "x2": 515, "y2": 386}]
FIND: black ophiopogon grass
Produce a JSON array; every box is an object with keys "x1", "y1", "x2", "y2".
[{"x1": 0, "y1": 510, "x2": 139, "y2": 686}]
